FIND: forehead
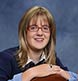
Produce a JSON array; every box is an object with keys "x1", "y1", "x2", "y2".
[{"x1": 29, "y1": 14, "x2": 49, "y2": 25}]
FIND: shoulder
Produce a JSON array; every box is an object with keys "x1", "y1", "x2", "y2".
[
  {"x1": 0, "y1": 46, "x2": 19, "y2": 70},
  {"x1": 0, "y1": 46, "x2": 19, "y2": 60},
  {"x1": 0, "y1": 46, "x2": 20, "y2": 79},
  {"x1": 56, "y1": 55, "x2": 68, "y2": 71}
]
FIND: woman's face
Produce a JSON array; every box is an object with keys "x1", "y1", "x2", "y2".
[{"x1": 26, "y1": 15, "x2": 50, "y2": 51}]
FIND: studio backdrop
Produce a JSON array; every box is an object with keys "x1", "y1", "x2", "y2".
[{"x1": 0, "y1": 0, "x2": 78, "y2": 72}]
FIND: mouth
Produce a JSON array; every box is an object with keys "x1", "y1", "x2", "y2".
[{"x1": 34, "y1": 38, "x2": 44, "y2": 42}]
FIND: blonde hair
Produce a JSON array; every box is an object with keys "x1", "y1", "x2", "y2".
[{"x1": 16, "y1": 6, "x2": 56, "y2": 68}]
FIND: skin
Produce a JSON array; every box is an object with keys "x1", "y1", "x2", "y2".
[
  {"x1": 22, "y1": 64, "x2": 70, "y2": 81},
  {"x1": 22, "y1": 16, "x2": 71, "y2": 81},
  {"x1": 26, "y1": 15, "x2": 50, "y2": 62}
]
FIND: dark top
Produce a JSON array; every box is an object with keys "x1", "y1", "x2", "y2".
[{"x1": 0, "y1": 46, "x2": 68, "y2": 81}]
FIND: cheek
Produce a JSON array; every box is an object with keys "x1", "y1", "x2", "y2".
[
  {"x1": 46, "y1": 33, "x2": 50, "y2": 40},
  {"x1": 44, "y1": 33, "x2": 50, "y2": 44},
  {"x1": 26, "y1": 32, "x2": 32, "y2": 42},
  {"x1": 26, "y1": 31, "x2": 33, "y2": 38},
  {"x1": 26, "y1": 32, "x2": 35, "y2": 42}
]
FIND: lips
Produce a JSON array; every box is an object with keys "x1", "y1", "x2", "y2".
[{"x1": 34, "y1": 38, "x2": 44, "y2": 42}]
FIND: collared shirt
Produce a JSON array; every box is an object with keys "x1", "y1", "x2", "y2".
[
  {"x1": 22, "y1": 53, "x2": 46, "y2": 68},
  {"x1": 19, "y1": 53, "x2": 46, "y2": 72},
  {"x1": 68, "y1": 71, "x2": 78, "y2": 81}
]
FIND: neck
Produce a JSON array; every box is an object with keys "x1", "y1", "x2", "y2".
[{"x1": 28, "y1": 49, "x2": 43, "y2": 63}]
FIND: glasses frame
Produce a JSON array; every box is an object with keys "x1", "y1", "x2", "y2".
[{"x1": 27, "y1": 24, "x2": 50, "y2": 33}]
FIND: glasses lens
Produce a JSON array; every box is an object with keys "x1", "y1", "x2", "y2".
[
  {"x1": 42, "y1": 25, "x2": 50, "y2": 32},
  {"x1": 28, "y1": 25, "x2": 38, "y2": 32},
  {"x1": 28, "y1": 25, "x2": 50, "y2": 33}
]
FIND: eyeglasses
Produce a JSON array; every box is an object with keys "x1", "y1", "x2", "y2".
[{"x1": 27, "y1": 25, "x2": 50, "y2": 33}]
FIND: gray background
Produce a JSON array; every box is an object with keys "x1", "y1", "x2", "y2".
[{"x1": 0, "y1": 0, "x2": 78, "y2": 72}]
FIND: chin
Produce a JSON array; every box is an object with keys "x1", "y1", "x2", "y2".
[{"x1": 34, "y1": 46, "x2": 45, "y2": 50}]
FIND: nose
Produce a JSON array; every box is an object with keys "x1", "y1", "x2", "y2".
[{"x1": 36, "y1": 28, "x2": 43, "y2": 36}]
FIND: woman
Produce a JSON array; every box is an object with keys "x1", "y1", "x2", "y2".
[
  {"x1": 0, "y1": 6, "x2": 77, "y2": 81},
  {"x1": 10, "y1": 6, "x2": 78, "y2": 81}
]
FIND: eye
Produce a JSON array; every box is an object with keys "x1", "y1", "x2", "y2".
[
  {"x1": 43, "y1": 25, "x2": 49, "y2": 30},
  {"x1": 30, "y1": 26, "x2": 36, "y2": 29},
  {"x1": 29, "y1": 25, "x2": 37, "y2": 31}
]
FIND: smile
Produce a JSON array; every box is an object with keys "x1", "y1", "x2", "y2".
[{"x1": 34, "y1": 38, "x2": 44, "y2": 42}]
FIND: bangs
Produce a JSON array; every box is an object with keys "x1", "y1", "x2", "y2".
[{"x1": 29, "y1": 13, "x2": 49, "y2": 25}]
